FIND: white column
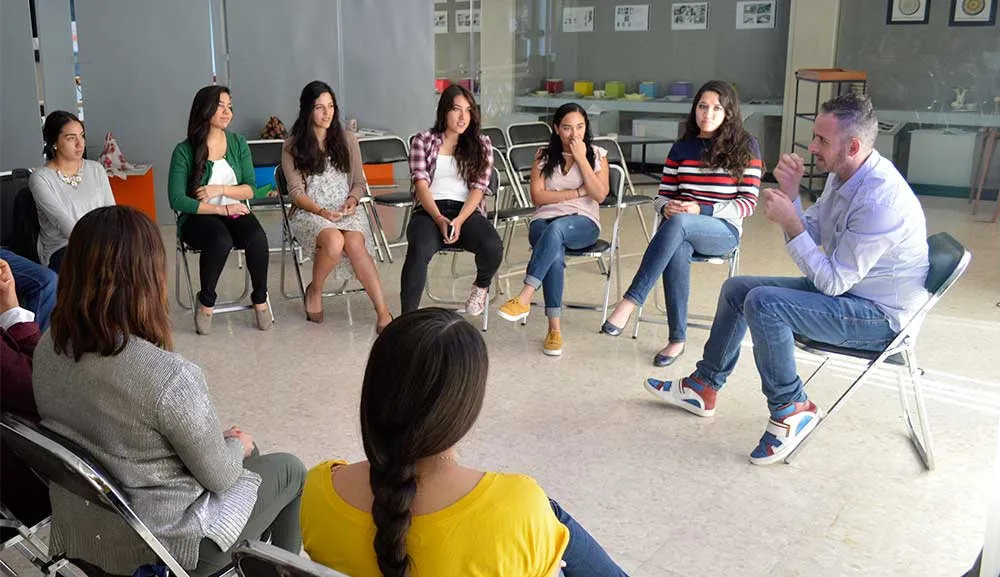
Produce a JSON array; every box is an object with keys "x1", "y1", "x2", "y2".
[
  {"x1": 479, "y1": 0, "x2": 516, "y2": 126},
  {"x1": 35, "y1": 0, "x2": 78, "y2": 115}
]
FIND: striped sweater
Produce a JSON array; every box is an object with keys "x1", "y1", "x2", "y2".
[{"x1": 655, "y1": 137, "x2": 763, "y2": 235}]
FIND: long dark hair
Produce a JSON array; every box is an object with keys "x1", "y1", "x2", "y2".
[
  {"x1": 185, "y1": 85, "x2": 230, "y2": 197},
  {"x1": 681, "y1": 80, "x2": 755, "y2": 180},
  {"x1": 360, "y1": 308, "x2": 489, "y2": 577},
  {"x1": 42, "y1": 110, "x2": 83, "y2": 160},
  {"x1": 431, "y1": 84, "x2": 488, "y2": 188},
  {"x1": 289, "y1": 80, "x2": 350, "y2": 175},
  {"x1": 51, "y1": 206, "x2": 172, "y2": 361},
  {"x1": 539, "y1": 102, "x2": 596, "y2": 179}
]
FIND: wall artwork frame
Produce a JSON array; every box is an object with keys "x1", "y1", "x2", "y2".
[
  {"x1": 671, "y1": 2, "x2": 709, "y2": 30},
  {"x1": 736, "y1": 0, "x2": 776, "y2": 29},
  {"x1": 948, "y1": 0, "x2": 997, "y2": 25},
  {"x1": 886, "y1": 0, "x2": 931, "y2": 24}
]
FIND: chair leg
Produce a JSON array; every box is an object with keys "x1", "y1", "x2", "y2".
[
  {"x1": 180, "y1": 249, "x2": 198, "y2": 324},
  {"x1": 631, "y1": 304, "x2": 643, "y2": 338},
  {"x1": 634, "y1": 204, "x2": 652, "y2": 242},
  {"x1": 785, "y1": 357, "x2": 880, "y2": 465},
  {"x1": 175, "y1": 247, "x2": 192, "y2": 310},
  {"x1": 369, "y1": 202, "x2": 395, "y2": 263},
  {"x1": 899, "y1": 348, "x2": 936, "y2": 470}
]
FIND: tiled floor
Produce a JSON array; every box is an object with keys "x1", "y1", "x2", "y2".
[{"x1": 6, "y1": 190, "x2": 999, "y2": 576}]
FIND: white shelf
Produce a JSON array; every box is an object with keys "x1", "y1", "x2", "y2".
[{"x1": 515, "y1": 96, "x2": 783, "y2": 118}]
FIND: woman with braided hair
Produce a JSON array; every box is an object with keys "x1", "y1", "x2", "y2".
[{"x1": 300, "y1": 307, "x2": 627, "y2": 576}]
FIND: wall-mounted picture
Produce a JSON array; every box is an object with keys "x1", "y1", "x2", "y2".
[
  {"x1": 433, "y1": 10, "x2": 449, "y2": 34},
  {"x1": 886, "y1": 0, "x2": 931, "y2": 24},
  {"x1": 736, "y1": 0, "x2": 776, "y2": 29},
  {"x1": 671, "y1": 2, "x2": 709, "y2": 30},
  {"x1": 949, "y1": 0, "x2": 997, "y2": 25},
  {"x1": 455, "y1": 8, "x2": 481, "y2": 33}
]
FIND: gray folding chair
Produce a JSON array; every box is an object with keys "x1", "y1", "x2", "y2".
[
  {"x1": 0, "y1": 414, "x2": 234, "y2": 577},
  {"x1": 631, "y1": 246, "x2": 741, "y2": 338},
  {"x1": 481, "y1": 126, "x2": 510, "y2": 153},
  {"x1": 357, "y1": 136, "x2": 413, "y2": 263},
  {"x1": 232, "y1": 540, "x2": 348, "y2": 577},
  {"x1": 592, "y1": 137, "x2": 654, "y2": 241},
  {"x1": 506, "y1": 121, "x2": 551, "y2": 146},
  {"x1": 0, "y1": 507, "x2": 64, "y2": 577},
  {"x1": 786, "y1": 232, "x2": 972, "y2": 470}
]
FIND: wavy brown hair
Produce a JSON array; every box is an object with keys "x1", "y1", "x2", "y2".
[
  {"x1": 289, "y1": 80, "x2": 351, "y2": 175},
  {"x1": 432, "y1": 84, "x2": 488, "y2": 189},
  {"x1": 360, "y1": 308, "x2": 488, "y2": 577},
  {"x1": 681, "y1": 80, "x2": 756, "y2": 180},
  {"x1": 51, "y1": 206, "x2": 172, "y2": 361}
]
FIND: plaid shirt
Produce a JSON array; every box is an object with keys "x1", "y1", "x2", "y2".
[{"x1": 408, "y1": 130, "x2": 494, "y2": 216}]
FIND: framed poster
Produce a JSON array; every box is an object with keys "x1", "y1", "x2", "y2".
[
  {"x1": 736, "y1": 1, "x2": 776, "y2": 29},
  {"x1": 563, "y1": 6, "x2": 595, "y2": 32},
  {"x1": 455, "y1": 9, "x2": 481, "y2": 32},
  {"x1": 671, "y1": 2, "x2": 709, "y2": 30},
  {"x1": 886, "y1": 0, "x2": 931, "y2": 24},
  {"x1": 433, "y1": 10, "x2": 449, "y2": 34},
  {"x1": 949, "y1": 0, "x2": 997, "y2": 25},
  {"x1": 615, "y1": 4, "x2": 650, "y2": 31}
]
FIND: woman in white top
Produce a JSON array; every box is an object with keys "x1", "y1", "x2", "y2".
[
  {"x1": 168, "y1": 86, "x2": 271, "y2": 335},
  {"x1": 280, "y1": 80, "x2": 392, "y2": 332},
  {"x1": 497, "y1": 103, "x2": 609, "y2": 356},
  {"x1": 29, "y1": 110, "x2": 116, "y2": 272}
]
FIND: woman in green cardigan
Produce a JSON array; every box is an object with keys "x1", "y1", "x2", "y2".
[{"x1": 169, "y1": 85, "x2": 271, "y2": 334}]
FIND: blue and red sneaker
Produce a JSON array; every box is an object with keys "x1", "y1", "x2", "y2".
[
  {"x1": 643, "y1": 374, "x2": 717, "y2": 417},
  {"x1": 749, "y1": 399, "x2": 822, "y2": 466}
]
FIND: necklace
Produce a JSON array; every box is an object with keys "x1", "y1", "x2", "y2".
[{"x1": 56, "y1": 162, "x2": 84, "y2": 188}]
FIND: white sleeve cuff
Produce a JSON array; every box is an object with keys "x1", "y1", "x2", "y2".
[{"x1": 0, "y1": 307, "x2": 35, "y2": 331}]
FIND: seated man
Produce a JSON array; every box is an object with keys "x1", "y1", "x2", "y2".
[
  {"x1": 0, "y1": 249, "x2": 57, "y2": 331},
  {"x1": 644, "y1": 93, "x2": 930, "y2": 465}
]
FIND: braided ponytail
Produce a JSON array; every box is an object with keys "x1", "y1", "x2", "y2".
[{"x1": 369, "y1": 460, "x2": 418, "y2": 577}]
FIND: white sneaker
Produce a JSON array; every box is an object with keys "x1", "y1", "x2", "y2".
[{"x1": 465, "y1": 286, "x2": 488, "y2": 316}]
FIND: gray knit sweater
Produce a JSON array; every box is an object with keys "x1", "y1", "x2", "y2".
[{"x1": 32, "y1": 333, "x2": 262, "y2": 573}]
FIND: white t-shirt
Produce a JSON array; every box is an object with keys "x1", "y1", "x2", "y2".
[
  {"x1": 429, "y1": 155, "x2": 469, "y2": 203},
  {"x1": 206, "y1": 158, "x2": 241, "y2": 206}
]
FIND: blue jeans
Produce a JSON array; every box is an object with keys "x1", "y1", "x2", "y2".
[
  {"x1": 549, "y1": 498, "x2": 628, "y2": 576},
  {"x1": 1, "y1": 249, "x2": 57, "y2": 331},
  {"x1": 694, "y1": 276, "x2": 896, "y2": 412},
  {"x1": 623, "y1": 214, "x2": 738, "y2": 343},
  {"x1": 526, "y1": 216, "x2": 600, "y2": 318}
]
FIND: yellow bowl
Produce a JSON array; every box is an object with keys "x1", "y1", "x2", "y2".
[{"x1": 574, "y1": 81, "x2": 594, "y2": 96}]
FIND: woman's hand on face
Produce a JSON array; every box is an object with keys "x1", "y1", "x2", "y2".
[{"x1": 568, "y1": 137, "x2": 588, "y2": 163}]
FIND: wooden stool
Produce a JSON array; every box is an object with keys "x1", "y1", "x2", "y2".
[{"x1": 971, "y1": 128, "x2": 1000, "y2": 222}]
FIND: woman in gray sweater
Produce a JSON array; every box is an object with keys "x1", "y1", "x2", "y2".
[{"x1": 32, "y1": 206, "x2": 305, "y2": 576}]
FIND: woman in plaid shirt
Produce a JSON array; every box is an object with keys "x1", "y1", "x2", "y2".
[{"x1": 402, "y1": 85, "x2": 503, "y2": 317}]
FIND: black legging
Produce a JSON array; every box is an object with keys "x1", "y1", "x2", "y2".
[
  {"x1": 399, "y1": 200, "x2": 503, "y2": 313},
  {"x1": 180, "y1": 213, "x2": 269, "y2": 307}
]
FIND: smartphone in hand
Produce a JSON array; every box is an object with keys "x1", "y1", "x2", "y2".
[{"x1": 447, "y1": 223, "x2": 456, "y2": 241}]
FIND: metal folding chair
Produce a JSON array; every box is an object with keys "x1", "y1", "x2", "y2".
[
  {"x1": 0, "y1": 414, "x2": 235, "y2": 577},
  {"x1": 506, "y1": 121, "x2": 551, "y2": 146},
  {"x1": 481, "y1": 126, "x2": 510, "y2": 153},
  {"x1": 357, "y1": 136, "x2": 413, "y2": 263},
  {"x1": 592, "y1": 137, "x2": 654, "y2": 241},
  {"x1": 232, "y1": 541, "x2": 348, "y2": 577},
  {"x1": 786, "y1": 232, "x2": 972, "y2": 470},
  {"x1": 631, "y1": 246, "x2": 741, "y2": 338},
  {"x1": 0, "y1": 507, "x2": 65, "y2": 577}
]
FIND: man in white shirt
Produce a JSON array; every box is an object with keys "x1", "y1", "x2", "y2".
[{"x1": 644, "y1": 93, "x2": 930, "y2": 465}]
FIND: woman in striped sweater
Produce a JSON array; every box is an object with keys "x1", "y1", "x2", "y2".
[{"x1": 601, "y1": 80, "x2": 762, "y2": 367}]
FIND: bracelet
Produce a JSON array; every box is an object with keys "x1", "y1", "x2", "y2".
[
  {"x1": 577, "y1": 188, "x2": 584, "y2": 198},
  {"x1": 224, "y1": 205, "x2": 230, "y2": 216}
]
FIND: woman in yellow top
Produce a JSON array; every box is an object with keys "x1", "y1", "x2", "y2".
[{"x1": 300, "y1": 307, "x2": 628, "y2": 576}]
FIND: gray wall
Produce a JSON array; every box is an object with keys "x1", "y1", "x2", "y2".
[
  {"x1": 224, "y1": 0, "x2": 342, "y2": 137},
  {"x1": 35, "y1": 0, "x2": 78, "y2": 115},
  {"x1": 340, "y1": 1, "x2": 436, "y2": 138},
  {"x1": 837, "y1": 0, "x2": 1000, "y2": 111},
  {"x1": 1, "y1": 0, "x2": 44, "y2": 169},
  {"x1": 514, "y1": 0, "x2": 790, "y2": 101},
  {"x1": 76, "y1": 0, "x2": 216, "y2": 222}
]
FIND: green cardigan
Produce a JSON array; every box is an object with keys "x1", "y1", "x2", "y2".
[{"x1": 168, "y1": 131, "x2": 256, "y2": 220}]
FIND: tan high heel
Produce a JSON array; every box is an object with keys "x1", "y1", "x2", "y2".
[{"x1": 305, "y1": 283, "x2": 324, "y2": 323}]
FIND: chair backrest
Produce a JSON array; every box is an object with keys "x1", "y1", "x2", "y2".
[
  {"x1": 233, "y1": 540, "x2": 349, "y2": 577},
  {"x1": 924, "y1": 232, "x2": 971, "y2": 302},
  {"x1": 591, "y1": 137, "x2": 636, "y2": 196},
  {"x1": 604, "y1": 164, "x2": 625, "y2": 208},
  {"x1": 358, "y1": 136, "x2": 409, "y2": 165},
  {"x1": 1, "y1": 169, "x2": 31, "y2": 249},
  {"x1": 506, "y1": 143, "x2": 543, "y2": 178},
  {"x1": 0, "y1": 414, "x2": 190, "y2": 577},
  {"x1": 246, "y1": 139, "x2": 284, "y2": 168},
  {"x1": 506, "y1": 121, "x2": 551, "y2": 146},
  {"x1": 482, "y1": 126, "x2": 509, "y2": 152},
  {"x1": 8, "y1": 185, "x2": 42, "y2": 263}
]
